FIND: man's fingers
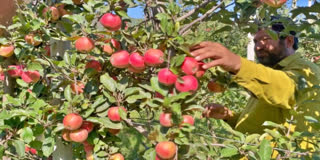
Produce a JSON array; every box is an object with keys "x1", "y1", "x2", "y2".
[
  {"x1": 202, "y1": 59, "x2": 222, "y2": 69},
  {"x1": 190, "y1": 41, "x2": 211, "y2": 51}
]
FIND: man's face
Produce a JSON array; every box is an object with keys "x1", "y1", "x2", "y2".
[{"x1": 253, "y1": 30, "x2": 287, "y2": 67}]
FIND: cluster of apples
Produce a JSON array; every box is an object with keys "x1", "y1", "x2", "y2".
[
  {"x1": 62, "y1": 113, "x2": 94, "y2": 143},
  {"x1": 158, "y1": 57, "x2": 205, "y2": 93},
  {"x1": 0, "y1": 65, "x2": 41, "y2": 83}
]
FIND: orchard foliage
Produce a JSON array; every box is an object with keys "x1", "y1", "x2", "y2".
[{"x1": 0, "y1": 0, "x2": 320, "y2": 159}]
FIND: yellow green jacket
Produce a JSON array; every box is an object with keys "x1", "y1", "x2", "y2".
[{"x1": 228, "y1": 53, "x2": 320, "y2": 134}]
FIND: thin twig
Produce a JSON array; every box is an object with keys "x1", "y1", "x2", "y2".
[
  {"x1": 179, "y1": 1, "x2": 225, "y2": 35},
  {"x1": 177, "y1": 0, "x2": 213, "y2": 22}
]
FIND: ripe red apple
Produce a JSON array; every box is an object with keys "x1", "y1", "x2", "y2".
[
  {"x1": 103, "y1": 39, "x2": 121, "y2": 55},
  {"x1": 108, "y1": 106, "x2": 127, "y2": 122},
  {"x1": 71, "y1": 81, "x2": 85, "y2": 94},
  {"x1": 56, "y1": 4, "x2": 71, "y2": 16},
  {"x1": 158, "y1": 68, "x2": 177, "y2": 86},
  {"x1": 86, "y1": 151, "x2": 94, "y2": 160},
  {"x1": 110, "y1": 50, "x2": 130, "y2": 68},
  {"x1": 144, "y1": 49, "x2": 164, "y2": 66},
  {"x1": 314, "y1": 56, "x2": 320, "y2": 62},
  {"x1": 207, "y1": 81, "x2": 225, "y2": 93},
  {"x1": 29, "y1": 148, "x2": 37, "y2": 155},
  {"x1": 21, "y1": 70, "x2": 41, "y2": 83},
  {"x1": 181, "y1": 57, "x2": 199, "y2": 75},
  {"x1": 99, "y1": 13, "x2": 122, "y2": 31},
  {"x1": 25, "y1": 34, "x2": 41, "y2": 46},
  {"x1": 62, "y1": 129, "x2": 72, "y2": 142},
  {"x1": 109, "y1": 128, "x2": 121, "y2": 135},
  {"x1": 63, "y1": 113, "x2": 83, "y2": 130},
  {"x1": 129, "y1": 52, "x2": 145, "y2": 69},
  {"x1": 181, "y1": 115, "x2": 194, "y2": 126},
  {"x1": 8, "y1": 65, "x2": 24, "y2": 78},
  {"x1": 44, "y1": 45, "x2": 51, "y2": 56},
  {"x1": 110, "y1": 153, "x2": 124, "y2": 160},
  {"x1": 128, "y1": 65, "x2": 145, "y2": 73},
  {"x1": 261, "y1": 0, "x2": 287, "y2": 7},
  {"x1": 0, "y1": 45, "x2": 14, "y2": 57},
  {"x1": 81, "y1": 121, "x2": 94, "y2": 133},
  {"x1": 155, "y1": 141, "x2": 176, "y2": 159},
  {"x1": 85, "y1": 60, "x2": 102, "y2": 72},
  {"x1": 195, "y1": 62, "x2": 206, "y2": 78},
  {"x1": 25, "y1": 146, "x2": 30, "y2": 152},
  {"x1": 42, "y1": 6, "x2": 60, "y2": 21},
  {"x1": 83, "y1": 141, "x2": 94, "y2": 153},
  {"x1": 159, "y1": 112, "x2": 173, "y2": 127},
  {"x1": 175, "y1": 75, "x2": 198, "y2": 93},
  {"x1": 69, "y1": 128, "x2": 88, "y2": 143},
  {"x1": 75, "y1": 37, "x2": 95, "y2": 53}
]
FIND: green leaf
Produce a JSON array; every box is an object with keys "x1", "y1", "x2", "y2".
[
  {"x1": 64, "y1": 85, "x2": 72, "y2": 101},
  {"x1": 171, "y1": 54, "x2": 186, "y2": 67},
  {"x1": 258, "y1": 139, "x2": 272, "y2": 160},
  {"x1": 0, "y1": 125, "x2": 12, "y2": 131},
  {"x1": 116, "y1": 10, "x2": 129, "y2": 19},
  {"x1": 245, "y1": 134, "x2": 260, "y2": 144},
  {"x1": 87, "y1": 117, "x2": 122, "y2": 129},
  {"x1": 150, "y1": 77, "x2": 168, "y2": 96},
  {"x1": 304, "y1": 116, "x2": 319, "y2": 123},
  {"x1": 42, "y1": 137, "x2": 55, "y2": 157},
  {"x1": 262, "y1": 121, "x2": 285, "y2": 130},
  {"x1": 16, "y1": 79, "x2": 29, "y2": 87},
  {"x1": 13, "y1": 140, "x2": 25, "y2": 157},
  {"x1": 124, "y1": 87, "x2": 142, "y2": 97},
  {"x1": 266, "y1": 29, "x2": 278, "y2": 40},
  {"x1": 83, "y1": 4, "x2": 93, "y2": 13},
  {"x1": 126, "y1": 94, "x2": 146, "y2": 103},
  {"x1": 100, "y1": 73, "x2": 117, "y2": 92},
  {"x1": 117, "y1": 77, "x2": 129, "y2": 91},
  {"x1": 103, "y1": 91, "x2": 116, "y2": 103},
  {"x1": 20, "y1": 127, "x2": 33, "y2": 143},
  {"x1": 220, "y1": 147, "x2": 238, "y2": 157}
]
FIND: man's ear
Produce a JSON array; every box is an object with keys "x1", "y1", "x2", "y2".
[{"x1": 285, "y1": 36, "x2": 294, "y2": 48}]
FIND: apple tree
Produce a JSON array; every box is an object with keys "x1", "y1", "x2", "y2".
[{"x1": 0, "y1": 0, "x2": 320, "y2": 159}]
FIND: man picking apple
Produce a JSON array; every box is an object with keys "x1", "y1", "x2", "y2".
[{"x1": 192, "y1": 21, "x2": 320, "y2": 135}]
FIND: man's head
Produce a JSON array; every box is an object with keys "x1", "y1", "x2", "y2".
[{"x1": 254, "y1": 22, "x2": 298, "y2": 67}]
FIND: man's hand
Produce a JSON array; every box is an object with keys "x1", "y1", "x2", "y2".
[
  {"x1": 202, "y1": 103, "x2": 233, "y2": 120},
  {"x1": 190, "y1": 41, "x2": 241, "y2": 74}
]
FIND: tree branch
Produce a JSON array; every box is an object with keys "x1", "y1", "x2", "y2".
[
  {"x1": 179, "y1": 1, "x2": 225, "y2": 36},
  {"x1": 177, "y1": 0, "x2": 213, "y2": 22}
]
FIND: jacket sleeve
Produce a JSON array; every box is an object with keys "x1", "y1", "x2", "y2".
[{"x1": 232, "y1": 58, "x2": 296, "y2": 109}]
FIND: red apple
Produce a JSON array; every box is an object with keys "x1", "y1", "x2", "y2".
[
  {"x1": 71, "y1": 81, "x2": 85, "y2": 94},
  {"x1": 75, "y1": 37, "x2": 95, "y2": 53},
  {"x1": 155, "y1": 141, "x2": 176, "y2": 159},
  {"x1": 25, "y1": 146, "x2": 30, "y2": 152},
  {"x1": 69, "y1": 128, "x2": 88, "y2": 143},
  {"x1": 154, "y1": 92, "x2": 164, "y2": 99},
  {"x1": 0, "y1": 45, "x2": 14, "y2": 57},
  {"x1": 158, "y1": 68, "x2": 177, "y2": 86},
  {"x1": 81, "y1": 121, "x2": 94, "y2": 133},
  {"x1": 110, "y1": 153, "x2": 124, "y2": 160},
  {"x1": 108, "y1": 106, "x2": 126, "y2": 122},
  {"x1": 29, "y1": 148, "x2": 37, "y2": 155},
  {"x1": 8, "y1": 65, "x2": 24, "y2": 78},
  {"x1": 159, "y1": 112, "x2": 173, "y2": 127},
  {"x1": 42, "y1": 6, "x2": 60, "y2": 21},
  {"x1": 144, "y1": 49, "x2": 164, "y2": 66},
  {"x1": 110, "y1": 50, "x2": 130, "y2": 68},
  {"x1": 25, "y1": 34, "x2": 41, "y2": 46},
  {"x1": 128, "y1": 65, "x2": 145, "y2": 73},
  {"x1": 103, "y1": 39, "x2": 121, "y2": 55},
  {"x1": 207, "y1": 81, "x2": 225, "y2": 93},
  {"x1": 109, "y1": 129, "x2": 121, "y2": 135},
  {"x1": 261, "y1": 0, "x2": 287, "y2": 7},
  {"x1": 62, "y1": 129, "x2": 72, "y2": 142},
  {"x1": 181, "y1": 57, "x2": 199, "y2": 75},
  {"x1": 85, "y1": 60, "x2": 102, "y2": 72},
  {"x1": 83, "y1": 141, "x2": 94, "y2": 153},
  {"x1": 21, "y1": 70, "x2": 41, "y2": 83},
  {"x1": 175, "y1": 75, "x2": 198, "y2": 93},
  {"x1": 180, "y1": 115, "x2": 194, "y2": 126},
  {"x1": 129, "y1": 52, "x2": 145, "y2": 69},
  {"x1": 195, "y1": 62, "x2": 206, "y2": 78},
  {"x1": 63, "y1": 113, "x2": 83, "y2": 130},
  {"x1": 99, "y1": 13, "x2": 122, "y2": 31}
]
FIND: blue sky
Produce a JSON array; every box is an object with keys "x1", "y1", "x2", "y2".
[{"x1": 127, "y1": 0, "x2": 312, "y2": 19}]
